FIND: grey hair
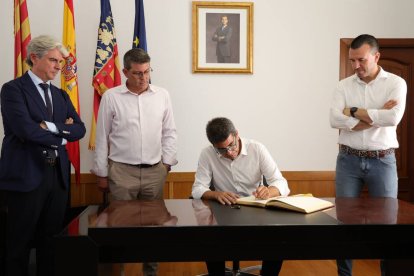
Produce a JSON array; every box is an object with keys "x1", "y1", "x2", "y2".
[{"x1": 26, "y1": 35, "x2": 69, "y2": 67}]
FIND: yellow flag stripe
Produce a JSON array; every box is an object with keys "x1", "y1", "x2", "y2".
[
  {"x1": 21, "y1": 19, "x2": 30, "y2": 39},
  {"x1": 14, "y1": 0, "x2": 31, "y2": 78},
  {"x1": 61, "y1": 0, "x2": 80, "y2": 113}
]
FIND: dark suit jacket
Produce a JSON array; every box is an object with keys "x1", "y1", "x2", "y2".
[
  {"x1": 0, "y1": 72, "x2": 86, "y2": 192},
  {"x1": 212, "y1": 25, "x2": 233, "y2": 57}
]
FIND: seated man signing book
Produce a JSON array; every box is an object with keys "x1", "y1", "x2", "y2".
[{"x1": 192, "y1": 117, "x2": 290, "y2": 276}]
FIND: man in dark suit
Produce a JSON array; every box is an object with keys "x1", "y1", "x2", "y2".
[
  {"x1": 212, "y1": 15, "x2": 233, "y2": 63},
  {"x1": 0, "y1": 35, "x2": 86, "y2": 276}
]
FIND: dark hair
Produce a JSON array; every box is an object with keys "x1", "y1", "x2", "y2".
[
  {"x1": 123, "y1": 48, "x2": 151, "y2": 69},
  {"x1": 206, "y1": 117, "x2": 237, "y2": 144},
  {"x1": 350, "y1": 34, "x2": 379, "y2": 53}
]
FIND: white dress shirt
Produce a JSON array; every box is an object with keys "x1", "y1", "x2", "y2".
[
  {"x1": 330, "y1": 68, "x2": 407, "y2": 150},
  {"x1": 28, "y1": 70, "x2": 66, "y2": 147},
  {"x1": 191, "y1": 138, "x2": 290, "y2": 199},
  {"x1": 92, "y1": 83, "x2": 177, "y2": 177}
]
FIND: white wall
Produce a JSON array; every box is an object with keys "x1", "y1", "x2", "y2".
[{"x1": 1, "y1": 0, "x2": 413, "y2": 173}]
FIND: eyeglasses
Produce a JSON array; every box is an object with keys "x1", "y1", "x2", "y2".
[
  {"x1": 134, "y1": 67, "x2": 153, "y2": 78},
  {"x1": 215, "y1": 134, "x2": 238, "y2": 155}
]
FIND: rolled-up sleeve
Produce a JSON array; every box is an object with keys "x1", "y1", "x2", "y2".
[
  {"x1": 330, "y1": 83, "x2": 360, "y2": 131},
  {"x1": 259, "y1": 143, "x2": 290, "y2": 196},
  {"x1": 368, "y1": 78, "x2": 407, "y2": 127}
]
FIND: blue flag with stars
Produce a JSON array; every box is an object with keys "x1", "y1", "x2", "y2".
[{"x1": 132, "y1": 0, "x2": 147, "y2": 51}]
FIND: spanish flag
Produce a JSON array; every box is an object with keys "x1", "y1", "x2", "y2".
[
  {"x1": 62, "y1": 0, "x2": 81, "y2": 184},
  {"x1": 14, "y1": 0, "x2": 31, "y2": 78},
  {"x1": 88, "y1": 0, "x2": 121, "y2": 150}
]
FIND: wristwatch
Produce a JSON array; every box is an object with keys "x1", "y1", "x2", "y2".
[{"x1": 350, "y1": 107, "x2": 358, "y2": 118}]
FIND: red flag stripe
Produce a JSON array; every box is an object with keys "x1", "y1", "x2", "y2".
[
  {"x1": 89, "y1": 0, "x2": 121, "y2": 150},
  {"x1": 14, "y1": 0, "x2": 31, "y2": 78}
]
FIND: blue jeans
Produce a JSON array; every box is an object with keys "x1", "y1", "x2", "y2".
[
  {"x1": 335, "y1": 151, "x2": 397, "y2": 276},
  {"x1": 335, "y1": 152, "x2": 397, "y2": 198}
]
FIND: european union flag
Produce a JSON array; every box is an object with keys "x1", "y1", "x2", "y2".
[{"x1": 132, "y1": 0, "x2": 147, "y2": 51}]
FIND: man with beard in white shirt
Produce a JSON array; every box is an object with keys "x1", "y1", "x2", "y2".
[{"x1": 330, "y1": 34, "x2": 407, "y2": 276}]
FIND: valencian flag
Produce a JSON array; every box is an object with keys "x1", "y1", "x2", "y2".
[
  {"x1": 88, "y1": 0, "x2": 121, "y2": 150},
  {"x1": 61, "y1": 0, "x2": 81, "y2": 185},
  {"x1": 132, "y1": 0, "x2": 147, "y2": 51},
  {"x1": 14, "y1": 0, "x2": 31, "y2": 78}
]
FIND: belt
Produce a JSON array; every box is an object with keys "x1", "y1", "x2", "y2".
[
  {"x1": 45, "y1": 157, "x2": 57, "y2": 166},
  {"x1": 339, "y1": 144, "x2": 395, "y2": 158},
  {"x1": 132, "y1": 161, "x2": 160, "y2": 168},
  {"x1": 43, "y1": 149, "x2": 57, "y2": 166}
]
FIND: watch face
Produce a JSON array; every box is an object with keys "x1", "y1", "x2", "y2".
[{"x1": 351, "y1": 107, "x2": 358, "y2": 117}]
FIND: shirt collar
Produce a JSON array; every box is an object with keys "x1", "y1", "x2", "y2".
[
  {"x1": 353, "y1": 66, "x2": 388, "y2": 84},
  {"x1": 120, "y1": 83, "x2": 155, "y2": 95},
  {"x1": 375, "y1": 66, "x2": 388, "y2": 80},
  {"x1": 28, "y1": 70, "x2": 51, "y2": 87},
  {"x1": 239, "y1": 137, "x2": 248, "y2": 156}
]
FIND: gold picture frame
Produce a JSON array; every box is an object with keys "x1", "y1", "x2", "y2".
[{"x1": 192, "y1": 1, "x2": 253, "y2": 74}]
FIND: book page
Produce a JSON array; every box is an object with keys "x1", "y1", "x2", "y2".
[
  {"x1": 267, "y1": 196, "x2": 334, "y2": 213},
  {"x1": 236, "y1": 195, "x2": 281, "y2": 207}
]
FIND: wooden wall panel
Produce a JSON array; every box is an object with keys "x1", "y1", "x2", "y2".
[
  {"x1": 165, "y1": 172, "x2": 195, "y2": 199},
  {"x1": 283, "y1": 171, "x2": 336, "y2": 197},
  {"x1": 70, "y1": 174, "x2": 103, "y2": 206},
  {"x1": 70, "y1": 171, "x2": 336, "y2": 207}
]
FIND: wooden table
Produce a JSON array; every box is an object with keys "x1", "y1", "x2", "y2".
[{"x1": 55, "y1": 198, "x2": 414, "y2": 276}]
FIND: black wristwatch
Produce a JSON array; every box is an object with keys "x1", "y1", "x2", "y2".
[{"x1": 350, "y1": 107, "x2": 358, "y2": 118}]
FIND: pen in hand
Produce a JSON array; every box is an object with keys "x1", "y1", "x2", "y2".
[{"x1": 255, "y1": 181, "x2": 263, "y2": 199}]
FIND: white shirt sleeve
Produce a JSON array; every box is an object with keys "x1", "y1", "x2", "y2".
[
  {"x1": 329, "y1": 83, "x2": 360, "y2": 131},
  {"x1": 91, "y1": 92, "x2": 112, "y2": 177},
  {"x1": 368, "y1": 77, "x2": 407, "y2": 127},
  {"x1": 192, "y1": 148, "x2": 213, "y2": 199},
  {"x1": 258, "y1": 143, "x2": 290, "y2": 196},
  {"x1": 161, "y1": 91, "x2": 178, "y2": 166}
]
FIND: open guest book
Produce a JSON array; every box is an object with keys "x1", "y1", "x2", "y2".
[{"x1": 236, "y1": 194, "x2": 334, "y2": 214}]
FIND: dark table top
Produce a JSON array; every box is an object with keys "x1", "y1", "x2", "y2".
[
  {"x1": 55, "y1": 198, "x2": 414, "y2": 276},
  {"x1": 56, "y1": 197, "x2": 414, "y2": 265},
  {"x1": 62, "y1": 197, "x2": 414, "y2": 236}
]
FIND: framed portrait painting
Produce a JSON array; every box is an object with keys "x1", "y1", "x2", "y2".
[{"x1": 192, "y1": 1, "x2": 253, "y2": 73}]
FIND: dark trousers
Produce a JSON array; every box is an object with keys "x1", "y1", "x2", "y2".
[
  {"x1": 217, "y1": 54, "x2": 231, "y2": 63},
  {"x1": 206, "y1": 260, "x2": 283, "y2": 276},
  {"x1": 0, "y1": 191, "x2": 6, "y2": 276},
  {"x1": 5, "y1": 162, "x2": 67, "y2": 276}
]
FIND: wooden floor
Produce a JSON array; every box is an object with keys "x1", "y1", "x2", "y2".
[{"x1": 106, "y1": 259, "x2": 381, "y2": 275}]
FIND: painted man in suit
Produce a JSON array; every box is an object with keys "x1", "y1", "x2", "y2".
[
  {"x1": 0, "y1": 35, "x2": 86, "y2": 276},
  {"x1": 212, "y1": 15, "x2": 233, "y2": 63}
]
